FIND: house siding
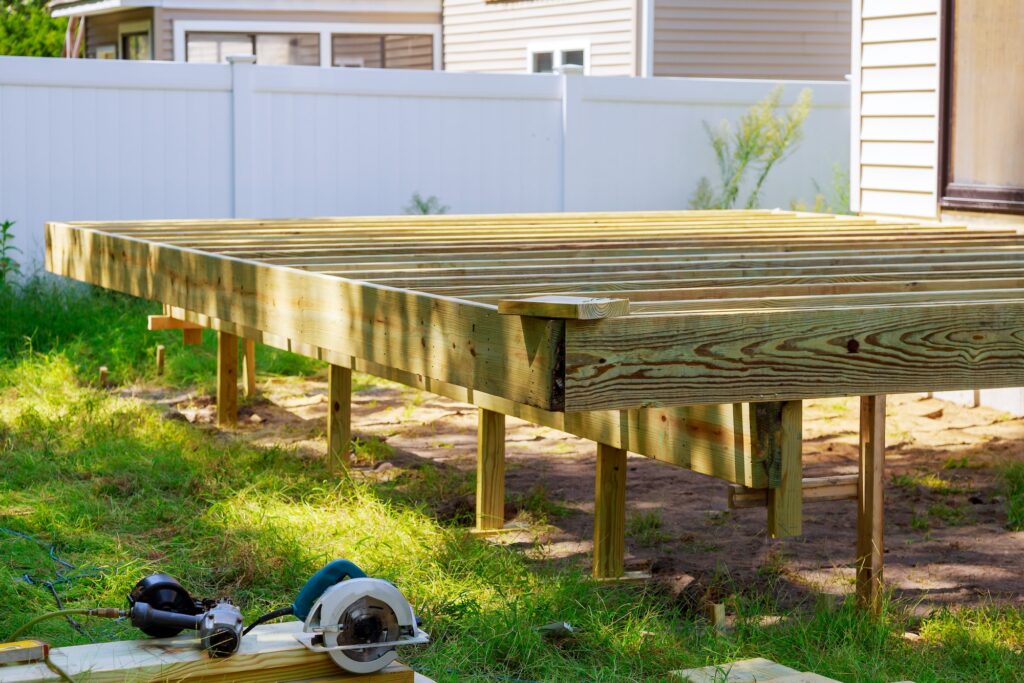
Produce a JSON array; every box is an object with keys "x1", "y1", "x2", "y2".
[
  {"x1": 84, "y1": 8, "x2": 155, "y2": 58},
  {"x1": 153, "y1": 9, "x2": 439, "y2": 61},
  {"x1": 651, "y1": 0, "x2": 851, "y2": 80},
  {"x1": 853, "y1": 0, "x2": 941, "y2": 218},
  {"x1": 441, "y1": 0, "x2": 638, "y2": 76}
]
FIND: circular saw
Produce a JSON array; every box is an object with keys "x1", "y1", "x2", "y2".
[{"x1": 289, "y1": 560, "x2": 429, "y2": 674}]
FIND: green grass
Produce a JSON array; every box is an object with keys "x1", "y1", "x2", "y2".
[
  {"x1": 1, "y1": 281, "x2": 1023, "y2": 681},
  {"x1": 1003, "y1": 462, "x2": 1024, "y2": 531}
]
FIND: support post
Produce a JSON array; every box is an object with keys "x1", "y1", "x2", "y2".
[
  {"x1": 156, "y1": 344, "x2": 165, "y2": 375},
  {"x1": 217, "y1": 330, "x2": 238, "y2": 427},
  {"x1": 857, "y1": 394, "x2": 886, "y2": 613},
  {"x1": 768, "y1": 400, "x2": 803, "y2": 537},
  {"x1": 593, "y1": 442, "x2": 627, "y2": 578},
  {"x1": 475, "y1": 408, "x2": 506, "y2": 531},
  {"x1": 327, "y1": 364, "x2": 352, "y2": 472},
  {"x1": 243, "y1": 339, "x2": 257, "y2": 397}
]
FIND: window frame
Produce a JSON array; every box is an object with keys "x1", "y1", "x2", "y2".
[
  {"x1": 173, "y1": 20, "x2": 441, "y2": 69},
  {"x1": 938, "y1": 0, "x2": 1024, "y2": 214},
  {"x1": 117, "y1": 20, "x2": 153, "y2": 60},
  {"x1": 526, "y1": 42, "x2": 591, "y2": 74}
]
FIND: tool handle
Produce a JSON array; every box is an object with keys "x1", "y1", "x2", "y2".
[{"x1": 291, "y1": 560, "x2": 366, "y2": 620}]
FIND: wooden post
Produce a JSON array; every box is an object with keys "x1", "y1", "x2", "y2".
[
  {"x1": 857, "y1": 394, "x2": 886, "y2": 613},
  {"x1": 593, "y1": 442, "x2": 627, "y2": 579},
  {"x1": 155, "y1": 345, "x2": 165, "y2": 375},
  {"x1": 243, "y1": 339, "x2": 257, "y2": 397},
  {"x1": 216, "y1": 331, "x2": 238, "y2": 427},
  {"x1": 98, "y1": 366, "x2": 108, "y2": 386},
  {"x1": 769, "y1": 400, "x2": 803, "y2": 537},
  {"x1": 327, "y1": 364, "x2": 352, "y2": 472},
  {"x1": 475, "y1": 408, "x2": 506, "y2": 531}
]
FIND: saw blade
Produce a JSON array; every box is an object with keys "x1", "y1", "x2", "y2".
[{"x1": 330, "y1": 596, "x2": 400, "y2": 663}]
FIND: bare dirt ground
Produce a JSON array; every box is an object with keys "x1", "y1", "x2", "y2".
[{"x1": 145, "y1": 374, "x2": 1024, "y2": 612}]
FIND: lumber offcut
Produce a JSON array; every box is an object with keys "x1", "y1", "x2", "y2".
[{"x1": 0, "y1": 621, "x2": 418, "y2": 682}]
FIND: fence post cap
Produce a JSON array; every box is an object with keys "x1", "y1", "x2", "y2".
[
  {"x1": 227, "y1": 55, "x2": 257, "y2": 65},
  {"x1": 557, "y1": 64, "x2": 584, "y2": 76}
]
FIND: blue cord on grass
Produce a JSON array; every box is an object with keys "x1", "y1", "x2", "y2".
[{"x1": 1, "y1": 526, "x2": 106, "y2": 639}]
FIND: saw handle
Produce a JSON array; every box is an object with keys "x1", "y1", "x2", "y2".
[{"x1": 292, "y1": 560, "x2": 367, "y2": 620}]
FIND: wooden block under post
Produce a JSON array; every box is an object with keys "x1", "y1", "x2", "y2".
[
  {"x1": 244, "y1": 338, "x2": 257, "y2": 397},
  {"x1": 476, "y1": 408, "x2": 506, "y2": 531},
  {"x1": 728, "y1": 474, "x2": 858, "y2": 509},
  {"x1": 752, "y1": 401, "x2": 803, "y2": 538},
  {"x1": 217, "y1": 330, "x2": 238, "y2": 427},
  {"x1": 593, "y1": 442, "x2": 627, "y2": 579},
  {"x1": 857, "y1": 394, "x2": 886, "y2": 613},
  {"x1": 327, "y1": 364, "x2": 352, "y2": 472}
]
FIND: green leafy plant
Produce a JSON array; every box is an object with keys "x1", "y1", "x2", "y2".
[
  {"x1": 0, "y1": 1, "x2": 68, "y2": 57},
  {"x1": 690, "y1": 85, "x2": 813, "y2": 210},
  {"x1": 0, "y1": 220, "x2": 21, "y2": 287},
  {"x1": 403, "y1": 192, "x2": 449, "y2": 215},
  {"x1": 791, "y1": 164, "x2": 852, "y2": 215}
]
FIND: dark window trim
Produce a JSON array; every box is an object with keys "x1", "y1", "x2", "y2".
[{"x1": 938, "y1": 0, "x2": 1024, "y2": 214}]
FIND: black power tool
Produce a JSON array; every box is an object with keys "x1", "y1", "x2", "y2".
[{"x1": 127, "y1": 574, "x2": 243, "y2": 657}]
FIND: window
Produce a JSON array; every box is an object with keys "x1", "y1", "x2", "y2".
[
  {"x1": 331, "y1": 33, "x2": 433, "y2": 69},
  {"x1": 185, "y1": 32, "x2": 319, "y2": 66},
  {"x1": 940, "y1": 0, "x2": 1024, "y2": 213},
  {"x1": 118, "y1": 21, "x2": 151, "y2": 60},
  {"x1": 528, "y1": 46, "x2": 588, "y2": 74},
  {"x1": 532, "y1": 51, "x2": 554, "y2": 73}
]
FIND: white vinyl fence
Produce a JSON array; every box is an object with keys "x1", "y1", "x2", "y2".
[{"x1": 0, "y1": 56, "x2": 850, "y2": 268}]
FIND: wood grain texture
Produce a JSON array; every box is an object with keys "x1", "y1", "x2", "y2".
[
  {"x1": 754, "y1": 401, "x2": 803, "y2": 538},
  {"x1": 327, "y1": 364, "x2": 352, "y2": 472},
  {"x1": 728, "y1": 475, "x2": 858, "y2": 509},
  {"x1": 475, "y1": 408, "x2": 506, "y2": 531},
  {"x1": 147, "y1": 314, "x2": 202, "y2": 331},
  {"x1": 497, "y1": 296, "x2": 630, "y2": 320},
  {"x1": 1, "y1": 621, "x2": 415, "y2": 682},
  {"x1": 47, "y1": 223, "x2": 566, "y2": 411},
  {"x1": 243, "y1": 338, "x2": 257, "y2": 397},
  {"x1": 216, "y1": 330, "x2": 238, "y2": 428},
  {"x1": 671, "y1": 657, "x2": 802, "y2": 682},
  {"x1": 857, "y1": 395, "x2": 886, "y2": 614},
  {"x1": 156, "y1": 305, "x2": 763, "y2": 487},
  {"x1": 564, "y1": 301, "x2": 1024, "y2": 410},
  {"x1": 593, "y1": 443, "x2": 627, "y2": 579}
]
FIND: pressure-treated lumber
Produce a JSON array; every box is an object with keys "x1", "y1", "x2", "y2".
[
  {"x1": 47, "y1": 223, "x2": 565, "y2": 411},
  {"x1": 728, "y1": 475, "x2": 858, "y2": 509},
  {"x1": 476, "y1": 408, "x2": 506, "y2": 531},
  {"x1": 498, "y1": 295, "x2": 629, "y2": 319},
  {"x1": 183, "y1": 328, "x2": 203, "y2": 345},
  {"x1": 857, "y1": 395, "x2": 886, "y2": 613},
  {"x1": 155, "y1": 344, "x2": 165, "y2": 375},
  {"x1": 244, "y1": 338, "x2": 257, "y2": 397},
  {"x1": 217, "y1": 330, "x2": 238, "y2": 427},
  {"x1": 0, "y1": 621, "x2": 417, "y2": 682},
  {"x1": 751, "y1": 401, "x2": 803, "y2": 538},
  {"x1": 147, "y1": 314, "x2": 202, "y2": 331},
  {"x1": 327, "y1": 364, "x2": 352, "y2": 471},
  {"x1": 593, "y1": 443, "x2": 627, "y2": 579},
  {"x1": 564, "y1": 300, "x2": 1024, "y2": 410},
  {"x1": 156, "y1": 305, "x2": 762, "y2": 487}
]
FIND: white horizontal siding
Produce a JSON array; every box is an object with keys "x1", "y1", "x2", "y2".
[
  {"x1": 442, "y1": 0, "x2": 636, "y2": 76},
  {"x1": 652, "y1": 0, "x2": 851, "y2": 80},
  {"x1": 854, "y1": 0, "x2": 941, "y2": 218}
]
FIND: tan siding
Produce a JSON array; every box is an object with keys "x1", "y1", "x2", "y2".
[
  {"x1": 652, "y1": 0, "x2": 850, "y2": 80},
  {"x1": 153, "y1": 9, "x2": 440, "y2": 61},
  {"x1": 854, "y1": 0, "x2": 940, "y2": 219},
  {"x1": 442, "y1": 0, "x2": 637, "y2": 76},
  {"x1": 84, "y1": 8, "x2": 154, "y2": 58}
]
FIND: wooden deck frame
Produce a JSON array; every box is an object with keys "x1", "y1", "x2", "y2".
[{"x1": 45, "y1": 210, "x2": 1024, "y2": 593}]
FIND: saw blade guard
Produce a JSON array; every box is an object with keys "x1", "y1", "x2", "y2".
[{"x1": 298, "y1": 577, "x2": 428, "y2": 674}]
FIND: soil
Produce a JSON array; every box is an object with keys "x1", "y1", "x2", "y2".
[{"x1": 135, "y1": 375, "x2": 1024, "y2": 612}]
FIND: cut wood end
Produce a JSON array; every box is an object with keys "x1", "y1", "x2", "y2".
[{"x1": 497, "y1": 295, "x2": 630, "y2": 320}]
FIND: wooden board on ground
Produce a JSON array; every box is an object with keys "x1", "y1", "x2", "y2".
[
  {"x1": 671, "y1": 657, "x2": 914, "y2": 683},
  {"x1": 0, "y1": 621, "x2": 428, "y2": 683}
]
